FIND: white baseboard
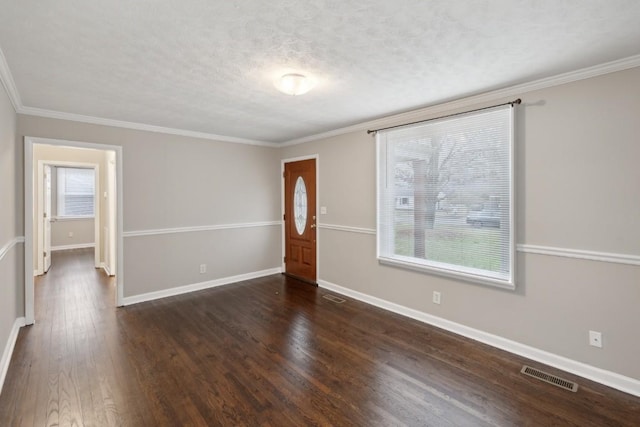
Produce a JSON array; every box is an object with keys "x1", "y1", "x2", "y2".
[
  {"x1": 100, "y1": 262, "x2": 114, "y2": 277},
  {"x1": 0, "y1": 317, "x2": 26, "y2": 395},
  {"x1": 51, "y1": 243, "x2": 95, "y2": 252},
  {"x1": 122, "y1": 267, "x2": 282, "y2": 306},
  {"x1": 318, "y1": 279, "x2": 640, "y2": 398}
]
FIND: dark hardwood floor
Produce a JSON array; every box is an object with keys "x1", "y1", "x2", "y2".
[{"x1": 1, "y1": 249, "x2": 639, "y2": 426}]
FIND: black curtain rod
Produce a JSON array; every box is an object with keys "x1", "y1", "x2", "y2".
[{"x1": 367, "y1": 98, "x2": 521, "y2": 135}]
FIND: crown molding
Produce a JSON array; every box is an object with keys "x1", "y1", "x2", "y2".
[
  {"x1": 0, "y1": 43, "x2": 276, "y2": 146},
  {"x1": 281, "y1": 54, "x2": 640, "y2": 146},
  {"x1": 0, "y1": 46, "x2": 21, "y2": 111},
  {"x1": 17, "y1": 106, "x2": 278, "y2": 147},
  {"x1": 3, "y1": 34, "x2": 639, "y2": 148}
]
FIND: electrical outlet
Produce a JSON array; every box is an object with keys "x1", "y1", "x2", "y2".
[
  {"x1": 432, "y1": 291, "x2": 441, "y2": 305},
  {"x1": 199, "y1": 264, "x2": 207, "y2": 274},
  {"x1": 589, "y1": 330, "x2": 602, "y2": 348}
]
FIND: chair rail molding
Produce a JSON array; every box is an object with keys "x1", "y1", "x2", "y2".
[
  {"x1": 123, "y1": 221, "x2": 282, "y2": 238},
  {"x1": 0, "y1": 237, "x2": 24, "y2": 262}
]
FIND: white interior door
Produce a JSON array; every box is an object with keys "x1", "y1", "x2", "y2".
[{"x1": 43, "y1": 164, "x2": 52, "y2": 273}]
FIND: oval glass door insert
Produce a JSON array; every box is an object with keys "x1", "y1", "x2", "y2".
[{"x1": 294, "y1": 176, "x2": 308, "y2": 235}]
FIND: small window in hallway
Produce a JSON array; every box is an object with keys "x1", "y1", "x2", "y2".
[{"x1": 56, "y1": 167, "x2": 95, "y2": 217}]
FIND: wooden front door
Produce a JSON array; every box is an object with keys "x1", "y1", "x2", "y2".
[{"x1": 284, "y1": 159, "x2": 317, "y2": 283}]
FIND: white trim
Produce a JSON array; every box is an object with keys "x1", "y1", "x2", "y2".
[
  {"x1": 51, "y1": 243, "x2": 95, "y2": 252},
  {"x1": 281, "y1": 155, "x2": 320, "y2": 280},
  {"x1": 517, "y1": 244, "x2": 640, "y2": 266},
  {"x1": 0, "y1": 237, "x2": 24, "y2": 262},
  {"x1": 282, "y1": 54, "x2": 640, "y2": 146},
  {"x1": 318, "y1": 223, "x2": 376, "y2": 235},
  {"x1": 19, "y1": 106, "x2": 276, "y2": 147},
  {"x1": 123, "y1": 221, "x2": 281, "y2": 238},
  {"x1": 311, "y1": 222, "x2": 640, "y2": 267},
  {"x1": 25, "y1": 140, "x2": 34, "y2": 322},
  {"x1": 121, "y1": 267, "x2": 281, "y2": 306},
  {"x1": 378, "y1": 256, "x2": 515, "y2": 290},
  {"x1": 3, "y1": 35, "x2": 639, "y2": 147},
  {"x1": 52, "y1": 216, "x2": 95, "y2": 221},
  {"x1": 318, "y1": 279, "x2": 640, "y2": 397},
  {"x1": 0, "y1": 317, "x2": 26, "y2": 394},
  {"x1": 0, "y1": 46, "x2": 21, "y2": 111},
  {"x1": 101, "y1": 262, "x2": 113, "y2": 277}
]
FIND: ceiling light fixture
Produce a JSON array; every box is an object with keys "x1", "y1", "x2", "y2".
[{"x1": 275, "y1": 73, "x2": 315, "y2": 96}]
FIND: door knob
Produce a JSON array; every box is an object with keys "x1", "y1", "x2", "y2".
[{"x1": 310, "y1": 224, "x2": 316, "y2": 228}]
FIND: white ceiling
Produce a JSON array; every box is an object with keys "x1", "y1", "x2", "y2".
[{"x1": 1, "y1": 1, "x2": 639, "y2": 144}]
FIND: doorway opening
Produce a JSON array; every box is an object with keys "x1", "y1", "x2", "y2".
[
  {"x1": 24, "y1": 137, "x2": 124, "y2": 325},
  {"x1": 36, "y1": 161, "x2": 100, "y2": 276}
]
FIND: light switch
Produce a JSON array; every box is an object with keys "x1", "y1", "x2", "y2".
[{"x1": 320, "y1": 206, "x2": 327, "y2": 215}]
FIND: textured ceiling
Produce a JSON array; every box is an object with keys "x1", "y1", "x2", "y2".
[{"x1": 1, "y1": 1, "x2": 640, "y2": 143}]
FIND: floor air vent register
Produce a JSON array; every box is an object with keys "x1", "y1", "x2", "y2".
[
  {"x1": 322, "y1": 294, "x2": 346, "y2": 303},
  {"x1": 521, "y1": 365, "x2": 579, "y2": 392}
]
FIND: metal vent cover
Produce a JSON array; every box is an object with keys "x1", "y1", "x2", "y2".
[
  {"x1": 322, "y1": 294, "x2": 346, "y2": 303},
  {"x1": 521, "y1": 365, "x2": 578, "y2": 392}
]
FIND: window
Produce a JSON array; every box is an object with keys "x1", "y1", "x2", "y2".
[
  {"x1": 56, "y1": 167, "x2": 95, "y2": 217},
  {"x1": 377, "y1": 105, "x2": 515, "y2": 288}
]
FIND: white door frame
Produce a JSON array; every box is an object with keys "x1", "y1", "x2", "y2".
[
  {"x1": 42, "y1": 164, "x2": 52, "y2": 274},
  {"x1": 105, "y1": 151, "x2": 117, "y2": 276},
  {"x1": 36, "y1": 160, "x2": 100, "y2": 275},
  {"x1": 281, "y1": 154, "x2": 320, "y2": 281},
  {"x1": 24, "y1": 136, "x2": 125, "y2": 325}
]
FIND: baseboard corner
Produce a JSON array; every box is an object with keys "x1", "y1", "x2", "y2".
[
  {"x1": 122, "y1": 267, "x2": 282, "y2": 306},
  {"x1": 0, "y1": 317, "x2": 26, "y2": 394}
]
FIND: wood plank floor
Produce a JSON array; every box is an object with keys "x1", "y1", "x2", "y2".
[{"x1": 1, "y1": 249, "x2": 639, "y2": 426}]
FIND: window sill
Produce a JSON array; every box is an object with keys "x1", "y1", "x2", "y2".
[
  {"x1": 378, "y1": 256, "x2": 515, "y2": 290},
  {"x1": 52, "y1": 216, "x2": 95, "y2": 222}
]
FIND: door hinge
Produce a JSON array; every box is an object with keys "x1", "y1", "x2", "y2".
[
  {"x1": 43, "y1": 212, "x2": 47, "y2": 218},
  {"x1": 283, "y1": 256, "x2": 286, "y2": 263},
  {"x1": 283, "y1": 171, "x2": 286, "y2": 178},
  {"x1": 283, "y1": 214, "x2": 286, "y2": 221},
  {"x1": 44, "y1": 251, "x2": 47, "y2": 258}
]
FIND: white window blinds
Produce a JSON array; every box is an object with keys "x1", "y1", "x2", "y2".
[
  {"x1": 57, "y1": 167, "x2": 95, "y2": 217},
  {"x1": 377, "y1": 105, "x2": 515, "y2": 288}
]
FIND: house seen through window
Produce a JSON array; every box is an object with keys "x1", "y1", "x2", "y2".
[{"x1": 377, "y1": 105, "x2": 515, "y2": 288}]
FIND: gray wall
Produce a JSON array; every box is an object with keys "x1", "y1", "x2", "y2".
[
  {"x1": 281, "y1": 67, "x2": 640, "y2": 381},
  {"x1": 17, "y1": 116, "x2": 283, "y2": 298},
  {"x1": 0, "y1": 82, "x2": 22, "y2": 363},
  {"x1": 51, "y1": 218, "x2": 95, "y2": 248}
]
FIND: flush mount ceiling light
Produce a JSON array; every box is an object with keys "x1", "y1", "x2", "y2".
[{"x1": 274, "y1": 73, "x2": 315, "y2": 96}]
